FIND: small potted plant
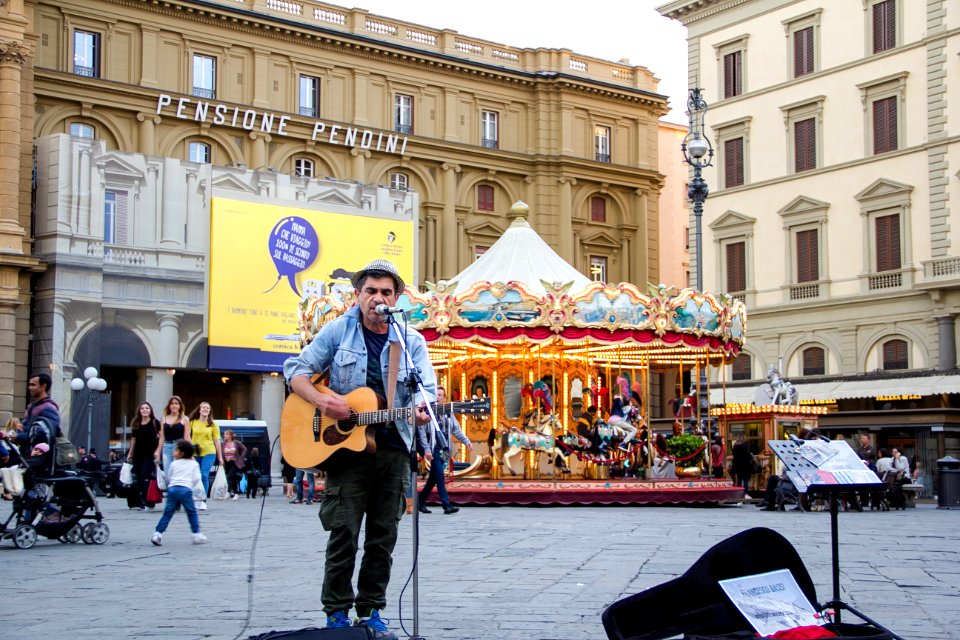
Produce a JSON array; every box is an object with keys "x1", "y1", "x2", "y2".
[{"x1": 666, "y1": 433, "x2": 706, "y2": 477}]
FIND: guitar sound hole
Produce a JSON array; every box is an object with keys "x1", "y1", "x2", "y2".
[{"x1": 324, "y1": 416, "x2": 359, "y2": 446}]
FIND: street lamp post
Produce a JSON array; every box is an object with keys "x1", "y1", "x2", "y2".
[
  {"x1": 70, "y1": 366, "x2": 107, "y2": 452},
  {"x1": 681, "y1": 87, "x2": 715, "y2": 436}
]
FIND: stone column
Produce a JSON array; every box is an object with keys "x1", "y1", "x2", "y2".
[
  {"x1": 157, "y1": 312, "x2": 182, "y2": 368},
  {"x1": 251, "y1": 133, "x2": 267, "y2": 172},
  {"x1": 350, "y1": 147, "x2": 368, "y2": 182},
  {"x1": 440, "y1": 163, "x2": 459, "y2": 278},
  {"x1": 425, "y1": 212, "x2": 437, "y2": 283},
  {"x1": 249, "y1": 373, "x2": 286, "y2": 475},
  {"x1": 184, "y1": 169, "x2": 200, "y2": 250},
  {"x1": 136, "y1": 113, "x2": 159, "y2": 156},
  {"x1": 78, "y1": 147, "x2": 92, "y2": 236},
  {"x1": 160, "y1": 158, "x2": 183, "y2": 248},
  {"x1": 558, "y1": 177, "x2": 575, "y2": 262},
  {"x1": 142, "y1": 164, "x2": 159, "y2": 246},
  {"x1": 0, "y1": 38, "x2": 30, "y2": 251},
  {"x1": 139, "y1": 368, "x2": 174, "y2": 424},
  {"x1": 937, "y1": 315, "x2": 956, "y2": 371}
]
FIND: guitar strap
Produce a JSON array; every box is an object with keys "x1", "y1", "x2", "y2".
[{"x1": 386, "y1": 340, "x2": 401, "y2": 410}]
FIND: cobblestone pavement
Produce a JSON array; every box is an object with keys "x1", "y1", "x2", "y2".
[{"x1": 3, "y1": 493, "x2": 958, "y2": 640}]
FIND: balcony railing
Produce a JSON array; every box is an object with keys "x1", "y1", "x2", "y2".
[
  {"x1": 395, "y1": 123, "x2": 413, "y2": 134},
  {"x1": 595, "y1": 153, "x2": 610, "y2": 163},
  {"x1": 74, "y1": 65, "x2": 97, "y2": 78},
  {"x1": 868, "y1": 271, "x2": 903, "y2": 290},
  {"x1": 789, "y1": 282, "x2": 820, "y2": 301},
  {"x1": 299, "y1": 106, "x2": 318, "y2": 117},
  {"x1": 924, "y1": 256, "x2": 960, "y2": 280},
  {"x1": 481, "y1": 138, "x2": 498, "y2": 149},
  {"x1": 192, "y1": 87, "x2": 216, "y2": 99}
]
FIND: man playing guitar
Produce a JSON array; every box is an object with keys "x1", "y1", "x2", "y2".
[{"x1": 284, "y1": 258, "x2": 434, "y2": 640}]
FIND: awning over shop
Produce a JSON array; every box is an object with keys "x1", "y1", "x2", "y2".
[{"x1": 709, "y1": 373, "x2": 960, "y2": 406}]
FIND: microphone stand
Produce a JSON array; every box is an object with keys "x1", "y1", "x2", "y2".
[{"x1": 384, "y1": 311, "x2": 439, "y2": 640}]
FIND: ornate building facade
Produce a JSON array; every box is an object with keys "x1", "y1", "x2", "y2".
[
  {"x1": 660, "y1": 0, "x2": 960, "y2": 478},
  {"x1": 2, "y1": 0, "x2": 670, "y2": 439}
]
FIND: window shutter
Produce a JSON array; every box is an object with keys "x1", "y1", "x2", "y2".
[
  {"x1": 794, "y1": 118, "x2": 816, "y2": 172},
  {"x1": 883, "y1": 339, "x2": 907, "y2": 370},
  {"x1": 726, "y1": 241, "x2": 746, "y2": 292},
  {"x1": 873, "y1": 96, "x2": 897, "y2": 154},
  {"x1": 875, "y1": 214, "x2": 901, "y2": 272},
  {"x1": 724, "y1": 51, "x2": 741, "y2": 98},
  {"x1": 796, "y1": 229, "x2": 818, "y2": 283},
  {"x1": 873, "y1": 0, "x2": 895, "y2": 53},
  {"x1": 477, "y1": 185, "x2": 494, "y2": 211},
  {"x1": 591, "y1": 196, "x2": 606, "y2": 223},
  {"x1": 732, "y1": 354, "x2": 751, "y2": 381},
  {"x1": 794, "y1": 27, "x2": 814, "y2": 77},
  {"x1": 115, "y1": 191, "x2": 128, "y2": 244},
  {"x1": 803, "y1": 347, "x2": 825, "y2": 375},
  {"x1": 724, "y1": 137, "x2": 744, "y2": 188}
]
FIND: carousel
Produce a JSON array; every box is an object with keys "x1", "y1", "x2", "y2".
[{"x1": 298, "y1": 202, "x2": 748, "y2": 505}]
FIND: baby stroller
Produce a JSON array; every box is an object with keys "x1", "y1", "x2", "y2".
[
  {"x1": 602, "y1": 527, "x2": 901, "y2": 640},
  {"x1": 0, "y1": 445, "x2": 109, "y2": 549}
]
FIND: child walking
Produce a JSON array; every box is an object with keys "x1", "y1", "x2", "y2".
[{"x1": 151, "y1": 439, "x2": 207, "y2": 546}]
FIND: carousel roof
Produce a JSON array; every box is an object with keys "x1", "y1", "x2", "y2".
[{"x1": 447, "y1": 209, "x2": 591, "y2": 296}]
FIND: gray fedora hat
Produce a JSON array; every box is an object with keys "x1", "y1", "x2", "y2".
[{"x1": 350, "y1": 259, "x2": 405, "y2": 293}]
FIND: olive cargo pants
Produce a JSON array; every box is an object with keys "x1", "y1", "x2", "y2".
[{"x1": 319, "y1": 447, "x2": 407, "y2": 616}]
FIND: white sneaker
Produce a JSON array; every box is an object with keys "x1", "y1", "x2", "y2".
[
  {"x1": 192, "y1": 532, "x2": 208, "y2": 544},
  {"x1": 198, "y1": 501, "x2": 207, "y2": 511},
  {"x1": 151, "y1": 531, "x2": 162, "y2": 546},
  {"x1": 232, "y1": 494, "x2": 239, "y2": 501}
]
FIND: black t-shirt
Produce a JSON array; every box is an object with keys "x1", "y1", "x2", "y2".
[
  {"x1": 362, "y1": 325, "x2": 405, "y2": 451},
  {"x1": 132, "y1": 420, "x2": 160, "y2": 460}
]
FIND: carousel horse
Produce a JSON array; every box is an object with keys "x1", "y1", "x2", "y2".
[{"x1": 496, "y1": 413, "x2": 569, "y2": 476}]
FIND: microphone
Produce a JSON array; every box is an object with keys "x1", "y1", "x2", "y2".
[{"x1": 374, "y1": 304, "x2": 405, "y2": 315}]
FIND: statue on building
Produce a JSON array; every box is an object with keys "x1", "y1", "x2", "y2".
[{"x1": 753, "y1": 364, "x2": 799, "y2": 406}]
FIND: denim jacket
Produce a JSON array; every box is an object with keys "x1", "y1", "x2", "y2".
[{"x1": 283, "y1": 305, "x2": 436, "y2": 451}]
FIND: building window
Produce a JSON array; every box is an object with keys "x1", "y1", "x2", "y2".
[
  {"x1": 714, "y1": 36, "x2": 748, "y2": 100},
  {"x1": 724, "y1": 137, "x2": 744, "y2": 188},
  {"x1": 294, "y1": 158, "x2": 314, "y2": 178},
  {"x1": 802, "y1": 346, "x2": 825, "y2": 376},
  {"x1": 875, "y1": 213, "x2": 901, "y2": 272},
  {"x1": 589, "y1": 256, "x2": 607, "y2": 282},
  {"x1": 70, "y1": 123, "x2": 95, "y2": 139},
  {"x1": 872, "y1": 0, "x2": 896, "y2": 54},
  {"x1": 475, "y1": 245, "x2": 489, "y2": 261},
  {"x1": 481, "y1": 110, "x2": 498, "y2": 149},
  {"x1": 723, "y1": 50, "x2": 742, "y2": 98},
  {"x1": 103, "y1": 190, "x2": 127, "y2": 244},
  {"x1": 796, "y1": 229, "x2": 819, "y2": 283},
  {"x1": 188, "y1": 142, "x2": 210, "y2": 163},
  {"x1": 794, "y1": 118, "x2": 816, "y2": 172},
  {"x1": 882, "y1": 339, "x2": 908, "y2": 370},
  {"x1": 872, "y1": 96, "x2": 898, "y2": 155},
  {"x1": 192, "y1": 54, "x2": 216, "y2": 99},
  {"x1": 594, "y1": 126, "x2": 611, "y2": 163},
  {"x1": 732, "y1": 354, "x2": 752, "y2": 381},
  {"x1": 477, "y1": 185, "x2": 494, "y2": 212},
  {"x1": 793, "y1": 27, "x2": 814, "y2": 77},
  {"x1": 725, "y1": 241, "x2": 746, "y2": 292},
  {"x1": 394, "y1": 94, "x2": 413, "y2": 134},
  {"x1": 299, "y1": 75, "x2": 319, "y2": 117},
  {"x1": 390, "y1": 172, "x2": 408, "y2": 191},
  {"x1": 590, "y1": 196, "x2": 606, "y2": 223},
  {"x1": 73, "y1": 30, "x2": 100, "y2": 78}
]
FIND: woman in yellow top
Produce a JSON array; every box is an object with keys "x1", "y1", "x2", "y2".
[{"x1": 189, "y1": 402, "x2": 223, "y2": 502}]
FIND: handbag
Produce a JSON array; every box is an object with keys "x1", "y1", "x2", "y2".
[
  {"x1": 210, "y1": 464, "x2": 229, "y2": 500},
  {"x1": 146, "y1": 479, "x2": 163, "y2": 504},
  {"x1": 54, "y1": 434, "x2": 80, "y2": 466},
  {"x1": 119, "y1": 461, "x2": 134, "y2": 485},
  {"x1": 155, "y1": 462, "x2": 167, "y2": 491},
  {"x1": 258, "y1": 474, "x2": 272, "y2": 488}
]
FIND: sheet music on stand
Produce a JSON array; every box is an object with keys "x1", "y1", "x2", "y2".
[{"x1": 768, "y1": 439, "x2": 882, "y2": 493}]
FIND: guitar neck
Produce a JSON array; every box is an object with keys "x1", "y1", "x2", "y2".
[{"x1": 355, "y1": 402, "x2": 457, "y2": 426}]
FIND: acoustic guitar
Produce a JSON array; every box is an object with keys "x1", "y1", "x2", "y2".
[{"x1": 280, "y1": 382, "x2": 491, "y2": 471}]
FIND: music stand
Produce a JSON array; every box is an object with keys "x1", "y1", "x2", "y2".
[{"x1": 768, "y1": 439, "x2": 902, "y2": 638}]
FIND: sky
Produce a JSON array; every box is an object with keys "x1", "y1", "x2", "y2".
[{"x1": 341, "y1": 0, "x2": 690, "y2": 124}]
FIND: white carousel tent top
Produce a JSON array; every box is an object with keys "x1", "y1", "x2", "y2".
[{"x1": 447, "y1": 203, "x2": 592, "y2": 296}]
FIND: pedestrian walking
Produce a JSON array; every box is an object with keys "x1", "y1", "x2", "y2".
[
  {"x1": 127, "y1": 402, "x2": 160, "y2": 510},
  {"x1": 188, "y1": 401, "x2": 223, "y2": 509},
  {"x1": 221, "y1": 429, "x2": 247, "y2": 500},
  {"x1": 155, "y1": 395, "x2": 191, "y2": 472},
  {"x1": 151, "y1": 439, "x2": 207, "y2": 546}
]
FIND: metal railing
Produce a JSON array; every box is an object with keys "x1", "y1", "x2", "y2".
[{"x1": 192, "y1": 87, "x2": 216, "y2": 99}]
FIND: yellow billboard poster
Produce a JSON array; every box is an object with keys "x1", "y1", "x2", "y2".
[{"x1": 208, "y1": 197, "x2": 415, "y2": 371}]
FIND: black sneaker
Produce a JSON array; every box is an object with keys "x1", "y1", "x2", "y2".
[
  {"x1": 290, "y1": 498, "x2": 303, "y2": 504},
  {"x1": 418, "y1": 505, "x2": 431, "y2": 514},
  {"x1": 357, "y1": 610, "x2": 397, "y2": 640},
  {"x1": 443, "y1": 506, "x2": 460, "y2": 515}
]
